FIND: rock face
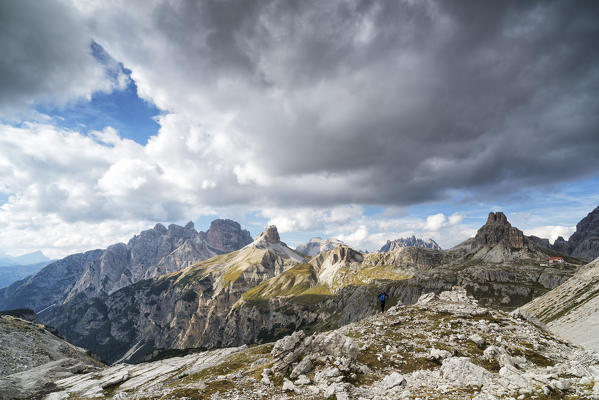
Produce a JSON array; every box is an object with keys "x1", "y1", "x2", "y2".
[
  {"x1": 41, "y1": 288, "x2": 599, "y2": 399},
  {"x1": 261, "y1": 225, "x2": 280, "y2": 244},
  {"x1": 295, "y1": 237, "x2": 346, "y2": 257},
  {"x1": 41, "y1": 225, "x2": 305, "y2": 364},
  {"x1": 569, "y1": 206, "x2": 599, "y2": 260},
  {"x1": 0, "y1": 313, "x2": 103, "y2": 399},
  {"x1": 519, "y1": 256, "x2": 599, "y2": 352},
  {"x1": 0, "y1": 219, "x2": 252, "y2": 312},
  {"x1": 379, "y1": 236, "x2": 441, "y2": 252},
  {"x1": 537, "y1": 205, "x2": 599, "y2": 261},
  {"x1": 473, "y1": 212, "x2": 525, "y2": 250},
  {"x1": 206, "y1": 219, "x2": 253, "y2": 253},
  {"x1": 40, "y1": 213, "x2": 586, "y2": 366}
]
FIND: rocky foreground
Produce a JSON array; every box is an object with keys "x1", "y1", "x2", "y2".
[
  {"x1": 40, "y1": 288, "x2": 599, "y2": 399},
  {"x1": 0, "y1": 312, "x2": 103, "y2": 399}
]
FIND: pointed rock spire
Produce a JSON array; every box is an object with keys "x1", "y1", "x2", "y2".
[
  {"x1": 473, "y1": 212, "x2": 524, "y2": 249},
  {"x1": 264, "y1": 225, "x2": 280, "y2": 243}
]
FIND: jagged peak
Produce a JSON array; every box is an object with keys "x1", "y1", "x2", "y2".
[
  {"x1": 153, "y1": 223, "x2": 167, "y2": 234},
  {"x1": 379, "y1": 236, "x2": 441, "y2": 252},
  {"x1": 254, "y1": 225, "x2": 280, "y2": 244},
  {"x1": 485, "y1": 211, "x2": 510, "y2": 225},
  {"x1": 472, "y1": 211, "x2": 524, "y2": 250},
  {"x1": 184, "y1": 221, "x2": 194, "y2": 230}
]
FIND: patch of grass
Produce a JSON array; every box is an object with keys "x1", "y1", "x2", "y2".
[
  {"x1": 222, "y1": 264, "x2": 245, "y2": 286},
  {"x1": 242, "y1": 263, "x2": 317, "y2": 301},
  {"x1": 331, "y1": 264, "x2": 412, "y2": 291},
  {"x1": 175, "y1": 343, "x2": 273, "y2": 388}
]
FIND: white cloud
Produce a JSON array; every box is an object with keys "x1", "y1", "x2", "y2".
[
  {"x1": 0, "y1": 0, "x2": 597, "y2": 259},
  {"x1": 425, "y1": 213, "x2": 447, "y2": 231},
  {"x1": 524, "y1": 225, "x2": 576, "y2": 244},
  {"x1": 337, "y1": 225, "x2": 369, "y2": 248},
  {"x1": 261, "y1": 205, "x2": 364, "y2": 233}
]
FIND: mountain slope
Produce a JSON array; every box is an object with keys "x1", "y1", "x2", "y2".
[
  {"x1": 0, "y1": 261, "x2": 51, "y2": 289},
  {"x1": 519, "y1": 256, "x2": 599, "y2": 351},
  {"x1": 41, "y1": 226, "x2": 306, "y2": 364},
  {"x1": 41, "y1": 213, "x2": 586, "y2": 367},
  {"x1": 0, "y1": 311, "x2": 103, "y2": 399},
  {"x1": 0, "y1": 219, "x2": 252, "y2": 312},
  {"x1": 42, "y1": 288, "x2": 599, "y2": 399},
  {"x1": 0, "y1": 250, "x2": 50, "y2": 267}
]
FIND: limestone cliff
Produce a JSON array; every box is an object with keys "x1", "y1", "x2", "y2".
[
  {"x1": 379, "y1": 235, "x2": 441, "y2": 252},
  {"x1": 568, "y1": 205, "x2": 599, "y2": 260},
  {"x1": 39, "y1": 289, "x2": 599, "y2": 400},
  {"x1": 0, "y1": 312, "x2": 103, "y2": 399},
  {"x1": 41, "y1": 226, "x2": 306, "y2": 364},
  {"x1": 0, "y1": 219, "x2": 252, "y2": 313},
  {"x1": 519, "y1": 256, "x2": 599, "y2": 352}
]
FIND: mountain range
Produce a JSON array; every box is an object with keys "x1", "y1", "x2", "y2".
[
  {"x1": 0, "y1": 219, "x2": 252, "y2": 312},
  {"x1": 0, "y1": 250, "x2": 50, "y2": 267},
  {"x1": 1, "y1": 208, "x2": 599, "y2": 398},
  {"x1": 379, "y1": 236, "x2": 442, "y2": 252},
  {"x1": 0, "y1": 209, "x2": 597, "y2": 365},
  {"x1": 14, "y1": 211, "x2": 587, "y2": 364}
]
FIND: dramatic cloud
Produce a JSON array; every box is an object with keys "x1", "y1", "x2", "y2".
[
  {"x1": 0, "y1": 1, "x2": 124, "y2": 119},
  {"x1": 76, "y1": 0, "x2": 599, "y2": 209},
  {"x1": 1, "y1": 0, "x2": 598, "y2": 256}
]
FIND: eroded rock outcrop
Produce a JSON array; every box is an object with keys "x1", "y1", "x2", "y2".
[
  {"x1": 473, "y1": 212, "x2": 525, "y2": 250},
  {"x1": 43, "y1": 288, "x2": 599, "y2": 399},
  {"x1": 0, "y1": 314, "x2": 103, "y2": 399}
]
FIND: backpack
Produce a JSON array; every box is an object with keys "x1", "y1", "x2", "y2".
[{"x1": 379, "y1": 293, "x2": 386, "y2": 302}]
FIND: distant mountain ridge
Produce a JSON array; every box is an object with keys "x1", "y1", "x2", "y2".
[
  {"x1": 551, "y1": 205, "x2": 599, "y2": 261},
  {"x1": 0, "y1": 250, "x2": 50, "y2": 267},
  {"x1": 0, "y1": 219, "x2": 252, "y2": 312},
  {"x1": 41, "y1": 213, "x2": 589, "y2": 364},
  {"x1": 379, "y1": 236, "x2": 441, "y2": 252},
  {"x1": 295, "y1": 237, "x2": 346, "y2": 256},
  {"x1": 0, "y1": 261, "x2": 50, "y2": 289},
  {"x1": 43, "y1": 225, "x2": 306, "y2": 363}
]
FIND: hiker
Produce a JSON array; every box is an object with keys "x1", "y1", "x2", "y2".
[{"x1": 378, "y1": 291, "x2": 388, "y2": 313}]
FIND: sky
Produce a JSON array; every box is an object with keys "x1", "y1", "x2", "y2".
[{"x1": 1, "y1": 0, "x2": 598, "y2": 259}]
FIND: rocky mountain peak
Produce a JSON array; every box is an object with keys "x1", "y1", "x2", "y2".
[
  {"x1": 206, "y1": 219, "x2": 253, "y2": 253},
  {"x1": 329, "y1": 245, "x2": 362, "y2": 264},
  {"x1": 567, "y1": 205, "x2": 599, "y2": 260},
  {"x1": 486, "y1": 211, "x2": 508, "y2": 224},
  {"x1": 379, "y1": 236, "x2": 442, "y2": 252},
  {"x1": 263, "y1": 225, "x2": 280, "y2": 243},
  {"x1": 184, "y1": 221, "x2": 194, "y2": 230},
  {"x1": 152, "y1": 223, "x2": 167, "y2": 234},
  {"x1": 473, "y1": 211, "x2": 524, "y2": 250}
]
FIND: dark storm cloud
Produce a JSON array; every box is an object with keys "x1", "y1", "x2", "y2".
[
  {"x1": 228, "y1": 0, "x2": 599, "y2": 206},
  {"x1": 0, "y1": 0, "x2": 114, "y2": 118},
  {"x1": 5, "y1": 0, "x2": 599, "y2": 214}
]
